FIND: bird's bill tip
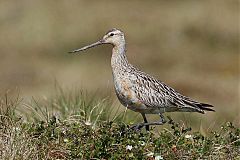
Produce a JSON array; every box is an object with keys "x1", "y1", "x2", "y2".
[
  {"x1": 68, "y1": 40, "x2": 104, "y2": 54},
  {"x1": 68, "y1": 49, "x2": 84, "y2": 54},
  {"x1": 68, "y1": 50, "x2": 77, "y2": 54}
]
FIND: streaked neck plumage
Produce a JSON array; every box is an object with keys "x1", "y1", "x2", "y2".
[{"x1": 111, "y1": 40, "x2": 129, "y2": 72}]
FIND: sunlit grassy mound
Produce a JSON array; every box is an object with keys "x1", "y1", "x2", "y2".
[{"x1": 0, "y1": 91, "x2": 239, "y2": 159}]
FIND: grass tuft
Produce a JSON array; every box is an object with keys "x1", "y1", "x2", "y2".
[{"x1": 0, "y1": 91, "x2": 239, "y2": 159}]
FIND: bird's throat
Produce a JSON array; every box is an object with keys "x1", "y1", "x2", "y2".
[{"x1": 111, "y1": 43, "x2": 129, "y2": 70}]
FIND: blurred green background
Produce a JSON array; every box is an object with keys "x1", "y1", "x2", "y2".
[{"x1": 0, "y1": 1, "x2": 239, "y2": 127}]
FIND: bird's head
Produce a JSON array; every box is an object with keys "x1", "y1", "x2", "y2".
[
  {"x1": 69, "y1": 28, "x2": 125, "y2": 53},
  {"x1": 102, "y1": 28, "x2": 125, "y2": 45}
]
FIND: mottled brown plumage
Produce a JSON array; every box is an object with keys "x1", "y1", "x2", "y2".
[{"x1": 69, "y1": 28, "x2": 214, "y2": 131}]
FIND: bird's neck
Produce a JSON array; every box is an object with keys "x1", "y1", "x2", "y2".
[{"x1": 111, "y1": 43, "x2": 129, "y2": 71}]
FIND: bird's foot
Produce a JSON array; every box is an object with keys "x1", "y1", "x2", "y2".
[
  {"x1": 128, "y1": 123, "x2": 146, "y2": 131},
  {"x1": 120, "y1": 123, "x2": 146, "y2": 136}
]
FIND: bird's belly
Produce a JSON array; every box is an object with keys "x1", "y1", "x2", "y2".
[
  {"x1": 114, "y1": 78, "x2": 182, "y2": 114},
  {"x1": 114, "y1": 78, "x2": 152, "y2": 113},
  {"x1": 116, "y1": 93, "x2": 146, "y2": 112}
]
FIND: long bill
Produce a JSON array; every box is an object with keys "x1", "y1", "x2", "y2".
[{"x1": 68, "y1": 39, "x2": 104, "y2": 53}]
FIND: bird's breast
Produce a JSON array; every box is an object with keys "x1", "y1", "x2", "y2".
[{"x1": 113, "y1": 75, "x2": 147, "y2": 112}]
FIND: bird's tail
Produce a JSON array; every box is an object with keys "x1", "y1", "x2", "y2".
[
  {"x1": 197, "y1": 103, "x2": 215, "y2": 113},
  {"x1": 183, "y1": 99, "x2": 215, "y2": 114}
]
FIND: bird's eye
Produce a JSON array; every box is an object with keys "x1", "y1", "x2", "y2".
[{"x1": 109, "y1": 33, "x2": 114, "y2": 36}]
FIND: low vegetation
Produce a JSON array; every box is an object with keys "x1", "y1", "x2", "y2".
[{"x1": 0, "y1": 91, "x2": 239, "y2": 159}]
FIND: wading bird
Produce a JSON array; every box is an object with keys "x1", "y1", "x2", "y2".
[{"x1": 69, "y1": 28, "x2": 214, "y2": 131}]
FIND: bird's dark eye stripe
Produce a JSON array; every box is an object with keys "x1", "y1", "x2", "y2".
[{"x1": 109, "y1": 33, "x2": 114, "y2": 36}]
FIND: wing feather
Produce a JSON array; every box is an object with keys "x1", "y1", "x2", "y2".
[{"x1": 128, "y1": 66, "x2": 214, "y2": 113}]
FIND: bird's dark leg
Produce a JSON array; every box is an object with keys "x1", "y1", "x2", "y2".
[
  {"x1": 128, "y1": 113, "x2": 166, "y2": 131},
  {"x1": 159, "y1": 113, "x2": 166, "y2": 123},
  {"x1": 141, "y1": 113, "x2": 149, "y2": 131}
]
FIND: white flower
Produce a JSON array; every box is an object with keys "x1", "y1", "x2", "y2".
[
  {"x1": 139, "y1": 141, "x2": 146, "y2": 146},
  {"x1": 63, "y1": 138, "x2": 69, "y2": 143},
  {"x1": 155, "y1": 155, "x2": 164, "y2": 160},
  {"x1": 126, "y1": 145, "x2": 133, "y2": 151},
  {"x1": 85, "y1": 121, "x2": 92, "y2": 126},
  {"x1": 147, "y1": 152, "x2": 154, "y2": 157},
  {"x1": 185, "y1": 134, "x2": 192, "y2": 139},
  {"x1": 13, "y1": 127, "x2": 20, "y2": 132}
]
